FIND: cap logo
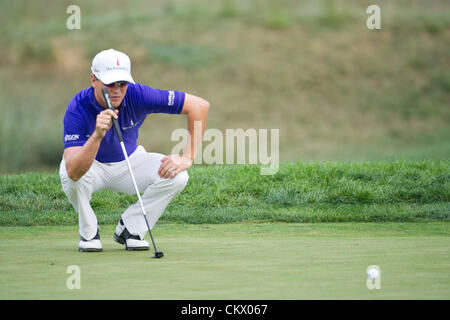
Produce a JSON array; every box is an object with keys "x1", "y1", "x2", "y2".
[{"x1": 117, "y1": 58, "x2": 120, "y2": 66}]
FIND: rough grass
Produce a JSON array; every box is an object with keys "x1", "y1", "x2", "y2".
[{"x1": 1, "y1": 160, "x2": 449, "y2": 226}]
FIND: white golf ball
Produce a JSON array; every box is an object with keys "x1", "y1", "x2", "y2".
[{"x1": 367, "y1": 268, "x2": 379, "y2": 279}]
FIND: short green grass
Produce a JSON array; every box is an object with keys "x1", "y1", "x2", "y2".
[
  {"x1": 1, "y1": 161, "x2": 449, "y2": 226},
  {"x1": 0, "y1": 223, "x2": 448, "y2": 299}
]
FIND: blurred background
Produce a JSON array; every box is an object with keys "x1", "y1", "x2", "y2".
[{"x1": 0, "y1": 0, "x2": 449, "y2": 173}]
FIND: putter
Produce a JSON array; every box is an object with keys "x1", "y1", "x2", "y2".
[{"x1": 102, "y1": 88, "x2": 164, "y2": 259}]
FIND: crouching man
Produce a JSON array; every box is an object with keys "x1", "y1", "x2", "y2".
[{"x1": 60, "y1": 49, "x2": 209, "y2": 252}]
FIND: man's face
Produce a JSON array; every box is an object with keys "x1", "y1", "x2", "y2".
[{"x1": 91, "y1": 74, "x2": 128, "y2": 109}]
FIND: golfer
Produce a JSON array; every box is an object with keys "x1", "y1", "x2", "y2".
[{"x1": 59, "y1": 49, "x2": 209, "y2": 252}]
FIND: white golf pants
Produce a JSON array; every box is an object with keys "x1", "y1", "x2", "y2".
[{"x1": 59, "y1": 145, "x2": 189, "y2": 240}]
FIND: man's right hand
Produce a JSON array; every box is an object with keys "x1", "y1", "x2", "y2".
[
  {"x1": 95, "y1": 109, "x2": 119, "y2": 139},
  {"x1": 64, "y1": 109, "x2": 119, "y2": 181}
]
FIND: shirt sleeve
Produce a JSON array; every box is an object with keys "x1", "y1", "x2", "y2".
[
  {"x1": 132, "y1": 83, "x2": 185, "y2": 115},
  {"x1": 63, "y1": 110, "x2": 89, "y2": 149}
]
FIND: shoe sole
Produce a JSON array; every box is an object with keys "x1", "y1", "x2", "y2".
[
  {"x1": 125, "y1": 246, "x2": 149, "y2": 251},
  {"x1": 79, "y1": 248, "x2": 103, "y2": 252}
]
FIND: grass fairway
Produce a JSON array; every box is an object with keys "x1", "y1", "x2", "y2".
[{"x1": 0, "y1": 222, "x2": 449, "y2": 300}]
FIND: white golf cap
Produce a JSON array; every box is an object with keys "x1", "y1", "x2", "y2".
[{"x1": 91, "y1": 49, "x2": 135, "y2": 84}]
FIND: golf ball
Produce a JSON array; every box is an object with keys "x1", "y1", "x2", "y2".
[{"x1": 367, "y1": 268, "x2": 379, "y2": 279}]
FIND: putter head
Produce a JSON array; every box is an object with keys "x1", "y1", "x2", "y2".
[{"x1": 153, "y1": 251, "x2": 164, "y2": 259}]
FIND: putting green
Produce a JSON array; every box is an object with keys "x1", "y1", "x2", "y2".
[{"x1": 0, "y1": 223, "x2": 449, "y2": 299}]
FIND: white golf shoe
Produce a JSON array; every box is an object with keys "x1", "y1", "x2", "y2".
[
  {"x1": 113, "y1": 219, "x2": 149, "y2": 251},
  {"x1": 125, "y1": 238, "x2": 150, "y2": 251},
  {"x1": 78, "y1": 230, "x2": 103, "y2": 252}
]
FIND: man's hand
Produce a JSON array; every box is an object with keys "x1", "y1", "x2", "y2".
[
  {"x1": 95, "y1": 109, "x2": 119, "y2": 139},
  {"x1": 157, "y1": 93, "x2": 209, "y2": 179},
  {"x1": 158, "y1": 155, "x2": 193, "y2": 179}
]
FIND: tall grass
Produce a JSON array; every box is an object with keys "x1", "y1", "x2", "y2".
[
  {"x1": 1, "y1": 161, "x2": 448, "y2": 226},
  {"x1": 0, "y1": 88, "x2": 63, "y2": 173},
  {"x1": 0, "y1": 97, "x2": 61, "y2": 172}
]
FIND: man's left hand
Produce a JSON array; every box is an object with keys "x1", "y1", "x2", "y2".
[{"x1": 158, "y1": 154, "x2": 193, "y2": 179}]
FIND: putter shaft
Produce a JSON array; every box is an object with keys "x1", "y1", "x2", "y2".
[
  {"x1": 118, "y1": 141, "x2": 159, "y2": 254},
  {"x1": 101, "y1": 88, "x2": 162, "y2": 258}
]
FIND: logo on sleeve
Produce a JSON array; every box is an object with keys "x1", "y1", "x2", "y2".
[
  {"x1": 168, "y1": 90, "x2": 175, "y2": 106},
  {"x1": 64, "y1": 134, "x2": 80, "y2": 142}
]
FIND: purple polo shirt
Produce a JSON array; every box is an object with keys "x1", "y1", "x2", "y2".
[{"x1": 63, "y1": 83, "x2": 185, "y2": 163}]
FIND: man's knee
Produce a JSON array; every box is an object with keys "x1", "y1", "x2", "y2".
[
  {"x1": 173, "y1": 170, "x2": 189, "y2": 191},
  {"x1": 60, "y1": 169, "x2": 93, "y2": 196}
]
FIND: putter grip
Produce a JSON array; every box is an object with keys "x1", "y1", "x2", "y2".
[{"x1": 101, "y1": 88, "x2": 123, "y2": 142}]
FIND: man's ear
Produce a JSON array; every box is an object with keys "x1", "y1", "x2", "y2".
[{"x1": 90, "y1": 74, "x2": 96, "y2": 87}]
